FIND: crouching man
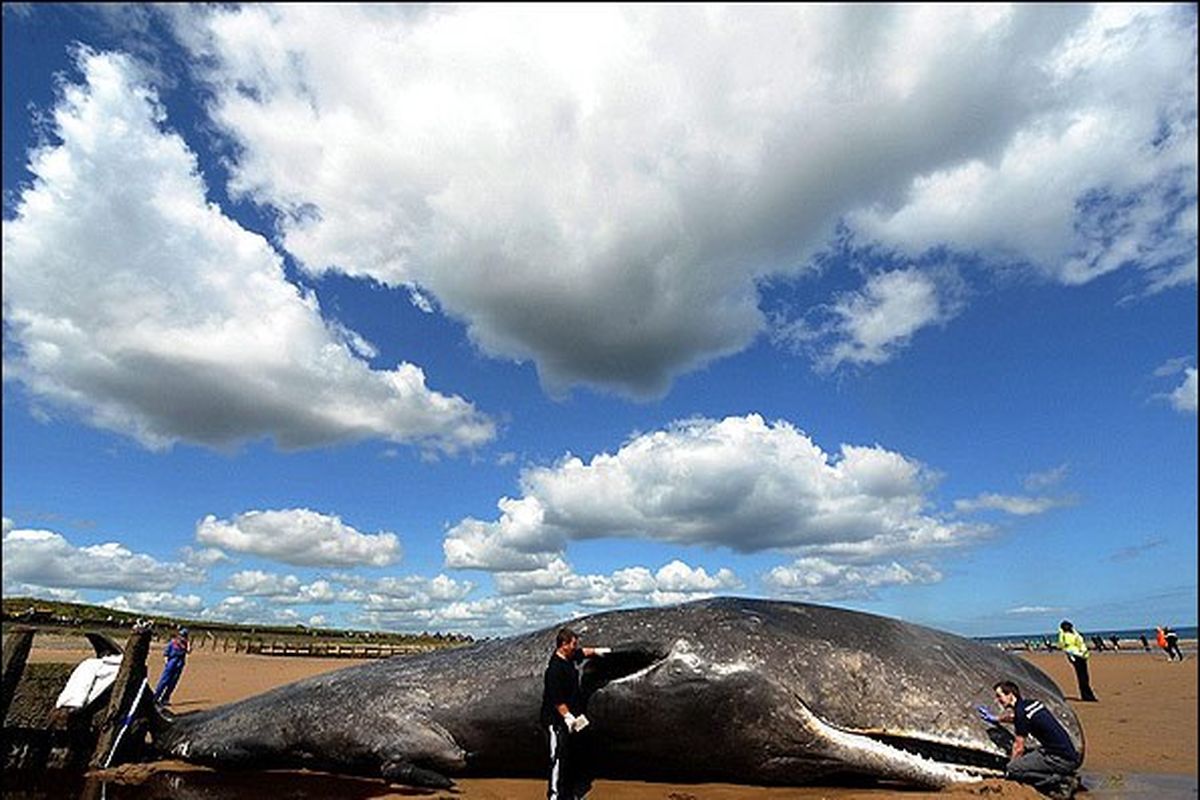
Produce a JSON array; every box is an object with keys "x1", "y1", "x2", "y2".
[{"x1": 979, "y1": 680, "x2": 1082, "y2": 798}]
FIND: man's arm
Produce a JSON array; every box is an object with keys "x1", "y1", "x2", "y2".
[
  {"x1": 1011, "y1": 734, "x2": 1026, "y2": 759},
  {"x1": 580, "y1": 646, "x2": 610, "y2": 658}
]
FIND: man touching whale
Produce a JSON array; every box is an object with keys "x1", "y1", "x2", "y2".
[{"x1": 542, "y1": 626, "x2": 612, "y2": 800}]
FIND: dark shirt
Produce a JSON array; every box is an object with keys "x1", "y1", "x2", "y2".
[
  {"x1": 540, "y1": 649, "x2": 584, "y2": 726},
  {"x1": 1014, "y1": 698, "x2": 1078, "y2": 763}
]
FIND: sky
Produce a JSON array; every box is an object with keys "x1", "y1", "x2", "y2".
[{"x1": 2, "y1": 4, "x2": 1196, "y2": 639}]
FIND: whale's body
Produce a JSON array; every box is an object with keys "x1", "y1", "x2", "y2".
[{"x1": 154, "y1": 598, "x2": 1082, "y2": 788}]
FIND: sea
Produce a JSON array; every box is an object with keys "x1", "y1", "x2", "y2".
[{"x1": 976, "y1": 625, "x2": 1197, "y2": 647}]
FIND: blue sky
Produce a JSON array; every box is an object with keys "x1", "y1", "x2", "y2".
[{"x1": 3, "y1": 4, "x2": 1196, "y2": 638}]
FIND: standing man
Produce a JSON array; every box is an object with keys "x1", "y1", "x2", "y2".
[
  {"x1": 978, "y1": 680, "x2": 1082, "y2": 798},
  {"x1": 541, "y1": 627, "x2": 611, "y2": 800},
  {"x1": 1057, "y1": 621, "x2": 1098, "y2": 701},
  {"x1": 154, "y1": 626, "x2": 192, "y2": 707},
  {"x1": 1164, "y1": 627, "x2": 1184, "y2": 661}
]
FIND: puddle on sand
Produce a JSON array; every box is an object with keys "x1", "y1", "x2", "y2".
[
  {"x1": 2, "y1": 768, "x2": 446, "y2": 800},
  {"x1": 1081, "y1": 770, "x2": 1198, "y2": 798}
]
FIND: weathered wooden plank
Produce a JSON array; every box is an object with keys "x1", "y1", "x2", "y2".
[
  {"x1": 1, "y1": 627, "x2": 36, "y2": 723},
  {"x1": 89, "y1": 628, "x2": 150, "y2": 769}
]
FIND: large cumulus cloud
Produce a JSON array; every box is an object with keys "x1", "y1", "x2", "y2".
[
  {"x1": 169, "y1": 4, "x2": 1195, "y2": 393},
  {"x1": 2, "y1": 49, "x2": 495, "y2": 453}
]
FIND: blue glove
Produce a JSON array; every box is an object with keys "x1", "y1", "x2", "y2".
[{"x1": 976, "y1": 705, "x2": 999, "y2": 725}]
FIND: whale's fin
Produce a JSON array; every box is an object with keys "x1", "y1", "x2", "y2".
[
  {"x1": 381, "y1": 758, "x2": 455, "y2": 789},
  {"x1": 379, "y1": 714, "x2": 465, "y2": 789}
]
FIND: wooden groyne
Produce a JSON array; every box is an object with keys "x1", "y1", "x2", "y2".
[{"x1": 3, "y1": 628, "x2": 149, "y2": 773}]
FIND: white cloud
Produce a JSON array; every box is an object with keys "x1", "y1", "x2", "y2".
[
  {"x1": 226, "y1": 569, "x2": 302, "y2": 596},
  {"x1": 781, "y1": 268, "x2": 966, "y2": 370},
  {"x1": 954, "y1": 492, "x2": 1075, "y2": 516},
  {"x1": 3, "y1": 585, "x2": 85, "y2": 603},
  {"x1": 491, "y1": 557, "x2": 742, "y2": 609},
  {"x1": 199, "y1": 595, "x2": 304, "y2": 626},
  {"x1": 850, "y1": 7, "x2": 1197, "y2": 291},
  {"x1": 763, "y1": 557, "x2": 941, "y2": 602},
  {"x1": 1005, "y1": 605, "x2": 1063, "y2": 616},
  {"x1": 181, "y1": 546, "x2": 231, "y2": 568},
  {"x1": 164, "y1": 5, "x2": 1194, "y2": 392},
  {"x1": 445, "y1": 414, "x2": 985, "y2": 570},
  {"x1": 1, "y1": 48, "x2": 494, "y2": 454},
  {"x1": 102, "y1": 591, "x2": 205, "y2": 616},
  {"x1": 1022, "y1": 464, "x2": 1069, "y2": 492},
  {"x1": 1170, "y1": 367, "x2": 1197, "y2": 414},
  {"x1": 2, "y1": 524, "x2": 201, "y2": 592},
  {"x1": 196, "y1": 508, "x2": 401, "y2": 567}
]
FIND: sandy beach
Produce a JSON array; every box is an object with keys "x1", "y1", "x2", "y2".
[{"x1": 28, "y1": 636, "x2": 1197, "y2": 798}]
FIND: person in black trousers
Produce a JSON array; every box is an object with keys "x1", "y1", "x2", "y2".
[
  {"x1": 1057, "y1": 621, "x2": 1098, "y2": 702},
  {"x1": 1164, "y1": 627, "x2": 1184, "y2": 661},
  {"x1": 541, "y1": 627, "x2": 612, "y2": 800}
]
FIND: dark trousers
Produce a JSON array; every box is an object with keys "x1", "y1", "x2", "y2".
[
  {"x1": 1067, "y1": 655, "x2": 1097, "y2": 701},
  {"x1": 1165, "y1": 639, "x2": 1183, "y2": 660},
  {"x1": 1007, "y1": 748, "x2": 1080, "y2": 794},
  {"x1": 546, "y1": 723, "x2": 594, "y2": 800}
]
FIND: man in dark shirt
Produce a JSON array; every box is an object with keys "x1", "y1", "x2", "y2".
[
  {"x1": 982, "y1": 680, "x2": 1082, "y2": 798},
  {"x1": 541, "y1": 627, "x2": 611, "y2": 800}
]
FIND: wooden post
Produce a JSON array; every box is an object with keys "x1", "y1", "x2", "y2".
[
  {"x1": 1, "y1": 627, "x2": 36, "y2": 723},
  {"x1": 90, "y1": 628, "x2": 151, "y2": 769}
]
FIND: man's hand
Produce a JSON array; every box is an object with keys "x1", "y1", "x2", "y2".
[
  {"x1": 976, "y1": 705, "x2": 999, "y2": 725},
  {"x1": 569, "y1": 714, "x2": 590, "y2": 733},
  {"x1": 591, "y1": 647, "x2": 612, "y2": 656}
]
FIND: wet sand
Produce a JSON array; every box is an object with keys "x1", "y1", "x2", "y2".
[{"x1": 29, "y1": 636, "x2": 1197, "y2": 798}]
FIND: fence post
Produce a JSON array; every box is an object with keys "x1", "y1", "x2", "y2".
[
  {"x1": 90, "y1": 627, "x2": 151, "y2": 769},
  {"x1": 1, "y1": 627, "x2": 35, "y2": 723}
]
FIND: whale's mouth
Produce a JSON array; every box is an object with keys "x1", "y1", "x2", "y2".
[
  {"x1": 579, "y1": 647, "x2": 666, "y2": 700},
  {"x1": 859, "y1": 731, "x2": 1009, "y2": 774},
  {"x1": 789, "y1": 690, "x2": 1008, "y2": 786}
]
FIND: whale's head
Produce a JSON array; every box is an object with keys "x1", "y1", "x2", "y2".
[{"x1": 571, "y1": 598, "x2": 1081, "y2": 788}]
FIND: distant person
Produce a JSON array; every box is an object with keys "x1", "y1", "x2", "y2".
[
  {"x1": 1108, "y1": 635, "x2": 1120, "y2": 651},
  {"x1": 541, "y1": 627, "x2": 611, "y2": 800},
  {"x1": 1090, "y1": 635, "x2": 1106, "y2": 652},
  {"x1": 1164, "y1": 627, "x2": 1184, "y2": 661},
  {"x1": 154, "y1": 627, "x2": 192, "y2": 707},
  {"x1": 1057, "y1": 621, "x2": 1098, "y2": 701},
  {"x1": 1139, "y1": 633, "x2": 1150, "y2": 651},
  {"x1": 977, "y1": 680, "x2": 1082, "y2": 798},
  {"x1": 1156, "y1": 626, "x2": 1169, "y2": 657}
]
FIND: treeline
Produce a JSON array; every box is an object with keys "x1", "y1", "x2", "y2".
[{"x1": 0, "y1": 596, "x2": 473, "y2": 647}]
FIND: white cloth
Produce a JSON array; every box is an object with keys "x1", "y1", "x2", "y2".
[{"x1": 55, "y1": 654, "x2": 124, "y2": 709}]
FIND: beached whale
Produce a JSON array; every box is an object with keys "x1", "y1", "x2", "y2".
[{"x1": 151, "y1": 597, "x2": 1083, "y2": 789}]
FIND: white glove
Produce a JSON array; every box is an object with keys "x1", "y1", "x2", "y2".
[
  {"x1": 569, "y1": 714, "x2": 590, "y2": 733},
  {"x1": 592, "y1": 647, "x2": 612, "y2": 656},
  {"x1": 563, "y1": 712, "x2": 577, "y2": 730}
]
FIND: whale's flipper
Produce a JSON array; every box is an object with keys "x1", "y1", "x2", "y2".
[
  {"x1": 382, "y1": 758, "x2": 454, "y2": 789},
  {"x1": 379, "y1": 714, "x2": 466, "y2": 789}
]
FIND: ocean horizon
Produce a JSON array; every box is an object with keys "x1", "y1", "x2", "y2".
[{"x1": 976, "y1": 625, "x2": 1197, "y2": 645}]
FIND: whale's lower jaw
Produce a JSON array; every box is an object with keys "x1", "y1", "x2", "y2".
[{"x1": 797, "y1": 700, "x2": 1007, "y2": 788}]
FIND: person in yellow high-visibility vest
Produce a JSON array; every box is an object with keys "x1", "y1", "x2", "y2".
[{"x1": 1057, "y1": 621, "x2": 1098, "y2": 702}]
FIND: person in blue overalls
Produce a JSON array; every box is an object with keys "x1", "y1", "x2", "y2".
[{"x1": 154, "y1": 627, "x2": 192, "y2": 707}]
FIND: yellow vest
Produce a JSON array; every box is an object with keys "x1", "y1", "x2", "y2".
[{"x1": 1058, "y1": 629, "x2": 1088, "y2": 658}]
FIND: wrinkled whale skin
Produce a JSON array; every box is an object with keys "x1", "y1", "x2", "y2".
[{"x1": 155, "y1": 597, "x2": 1082, "y2": 788}]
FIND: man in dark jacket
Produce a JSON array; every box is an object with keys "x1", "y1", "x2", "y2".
[
  {"x1": 979, "y1": 680, "x2": 1082, "y2": 798},
  {"x1": 541, "y1": 627, "x2": 611, "y2": 800}
]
